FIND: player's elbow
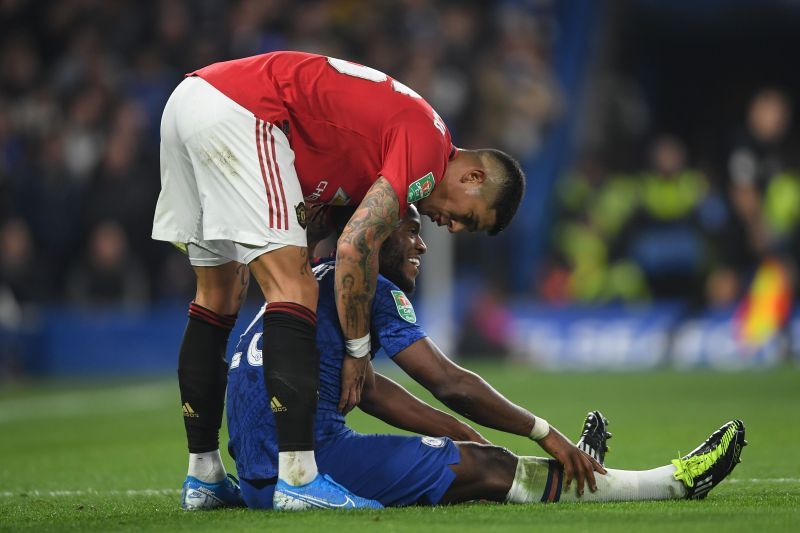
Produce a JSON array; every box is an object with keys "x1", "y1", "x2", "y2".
[
  {"x1": 336, "y1": 227, "x2": 382, "y2": 253},
  {"x1": 435, "y1": 383, "x2": 475, "y2": 415},
  {"x1": 334, "y1": 240, "x2": 360, "y2": 261},
  {"x1": 434, "y1": 369, "x2": 480, "y2": 414}
]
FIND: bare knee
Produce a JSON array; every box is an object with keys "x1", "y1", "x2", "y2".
[
  {"x1": 443, "y1": 443, "x2": 517, "y2": 504},
  {"x1": 470, "y1": 444, "x2": 517, "y2": 495}
]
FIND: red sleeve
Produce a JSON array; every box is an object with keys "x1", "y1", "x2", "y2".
[{"x1": 379, "y1": 109, "x2": 452, "y2": 216}]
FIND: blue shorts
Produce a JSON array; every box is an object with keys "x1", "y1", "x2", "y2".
[{"x1": 240, "y1": 429, "x2": 461, "y2": 508}]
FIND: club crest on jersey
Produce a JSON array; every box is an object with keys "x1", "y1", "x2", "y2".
[
  {"x1": 407, "y1": 172, "x2": 435, "y2": 203},
  {"x1": 295, "y1": 202, "x2": 307, "y2": 229},
  {"x1": 391, "y1": 290, "x2": 416, "y2": 323},
  {"x1": 422, "y1": 436, "x2": 445, "y2": 448}
]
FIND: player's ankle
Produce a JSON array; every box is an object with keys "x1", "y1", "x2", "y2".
[
  {"x1": 278, "y1": 450, "x2": 319, "y2": 485},
  {"x1": 188, "y1": 450, "x2": 227, "y2": 483}
]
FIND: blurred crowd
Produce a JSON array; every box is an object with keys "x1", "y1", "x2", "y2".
[
  {"x1": 0, "y1": 0, "x2": 562, "y2": 320},
  {"x1": 539, "y1": 88, "x2": 800, "y2": 308},
  {"x1": 2, "y1": 0, "x2": 797, "y2": 325}
]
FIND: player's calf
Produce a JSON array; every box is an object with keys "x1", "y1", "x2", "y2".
[
  {"x1": 506, "y1": 420, "x2": 746, "y2": 504},
  {"x1": 178, "y1": 301, "x2": 237, "y2": 498}
]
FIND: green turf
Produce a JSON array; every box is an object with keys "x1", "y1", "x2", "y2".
[{"x1": 1, "y1": 365, "x2": 799, "y2": 532}]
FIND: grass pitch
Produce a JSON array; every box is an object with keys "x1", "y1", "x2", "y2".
[{"x1": 1, "y1": 364, "x2": 799, "y2": 532}]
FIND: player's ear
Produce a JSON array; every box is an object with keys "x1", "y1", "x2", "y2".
[{"x1": 460, "y1": 168, "x2": 486, "y2": 184}]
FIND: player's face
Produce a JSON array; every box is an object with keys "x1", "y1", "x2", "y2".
[
  {"x1": 417, "y1": 166, "x2": 497, "y2": 234},
  {"x1": 379, "y1": 205, "x2": 427, "y2": 294}
]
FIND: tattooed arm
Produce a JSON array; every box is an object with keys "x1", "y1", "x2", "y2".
[{"x1": 335, "y1": 177, "x2": 401, "y2": 413}]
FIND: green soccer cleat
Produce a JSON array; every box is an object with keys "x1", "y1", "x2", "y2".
[{"x1": 672, "y1": 419, "x2": 747, "y2": 500}]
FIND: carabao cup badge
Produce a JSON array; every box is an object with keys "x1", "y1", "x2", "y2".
[
  {"x1": 391, "y1": 290, "x2": 417, "y2": 323},
  {"x1": 407, "y1": 172, "x2": 435, "y2": 203}
]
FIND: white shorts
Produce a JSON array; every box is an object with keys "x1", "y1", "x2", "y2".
[{"x1": 152, "y1": 76, "x2": 307, "y2": 266}]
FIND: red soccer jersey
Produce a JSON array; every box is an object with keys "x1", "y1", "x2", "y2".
[{"x1": 190, "y1": 51, "x2": 455, "y2": 215}]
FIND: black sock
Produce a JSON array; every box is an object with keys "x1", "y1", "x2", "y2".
[
  {"x1": 178, "y1": 302, "x2": 236, "y2": 453},
  {"x1": 262, "y1": 302, "x2": 319, "y2": 452}
]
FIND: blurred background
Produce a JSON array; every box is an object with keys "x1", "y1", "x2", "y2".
[{"x1": 2, "y1": 0, "x2": 800, "y2": 379}]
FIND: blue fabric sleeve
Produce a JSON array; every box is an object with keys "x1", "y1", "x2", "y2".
[{"x1": 370, "y1": 277, "x2": 427, "y2": 359}]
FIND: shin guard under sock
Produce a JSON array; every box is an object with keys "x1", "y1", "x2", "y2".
[
  {"x1": 262, "y1": 302, "x2": 319, "y2": 452},
  {"x1": 178, "y1": 302, "x2": 236, "y2": 453},
  {"x1": 505, "y1": 457, "x2": 686, "y2": 504}
]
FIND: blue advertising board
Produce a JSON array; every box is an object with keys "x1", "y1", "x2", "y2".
[
  {"x1": 3, "y1": 302, "x2": 794, "y2": 377},
  {"x1": 671, "y1": 309, "x2": 785, "y2": 369},
  {"x1": 507, "y1": 303, "x2": 684, "y2": 370}
]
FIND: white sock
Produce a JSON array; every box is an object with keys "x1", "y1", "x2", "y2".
[
  {"x1": 505, "y1": 457, "x2": 551, "y2": 503},
  {"x1": 505, "y1": 457, "x2": 687, "y2": 504},
  {"x1": 560, "y1": 464, "x2": 687, "y2": 502},
  {"x1": 278, "y1": 451, "x2": 319, "y2": 486},
  {"x1": 187, "y1": 450, "x2": 227, "y2": 483}
]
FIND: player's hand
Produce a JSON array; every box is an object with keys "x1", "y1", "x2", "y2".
[
  {"x1": 305, "y1": 204, "x2": 334, "y2": 249},
  {"x1": 338, "y1": 354, "x2": 370, "y2": 414},
  {"x1": 537, "y1": 426, "x2": 606, "y2": 496}
]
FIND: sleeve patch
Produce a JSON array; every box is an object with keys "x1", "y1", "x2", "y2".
[
  {"x1": 407, "y1": 172, "x2": 435, "y2": 203},
  {"x1": 391, "y1": 290, "x2": 417, "y2": 323}
]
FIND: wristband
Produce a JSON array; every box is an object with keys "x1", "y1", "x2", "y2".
[
  {"x1": 345, "y1": 333, "x2": 371, "y2": 358},
  {"x1": 529, "y1": 416, "x2": 550, "y2": 441}
]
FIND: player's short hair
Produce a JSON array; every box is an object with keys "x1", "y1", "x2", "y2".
[{"x1": 478, "y1": 148, "x2": 526, "y2": 236}]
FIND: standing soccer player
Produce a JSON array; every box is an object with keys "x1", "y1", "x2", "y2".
[{"x1": 152, "y1": 51, "x2": 525, "y2": 510}]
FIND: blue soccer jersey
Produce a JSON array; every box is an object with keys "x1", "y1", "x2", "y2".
[{"x1": 226, "y1": 260, "x2": 428, "y2": 481}]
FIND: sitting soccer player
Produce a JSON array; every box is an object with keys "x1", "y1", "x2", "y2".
[{"x1": 225, "y1": 205, "x2": 746, "y2": 509}]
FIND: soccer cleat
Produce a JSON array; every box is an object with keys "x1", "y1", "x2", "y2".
[
  {"x1": 181, "y1": 473, "x2": 245, "y2": 510},
  {"x1": 577, "y1": 410, "x2": 612, "y2": 465},
  {"x1": 672, "y1": 419, "x2": 747, "y2": 500},
  {"x1": 273, "y1": 473, "x2": 383, "y2": 510}
]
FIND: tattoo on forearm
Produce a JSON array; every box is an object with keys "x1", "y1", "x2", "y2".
[
  {"x1": 340, "y1": 273, "x2": 360, "y2": 332},
  {"x1": 335, "y1": 177, "x2": 400, "y2": 338}
]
